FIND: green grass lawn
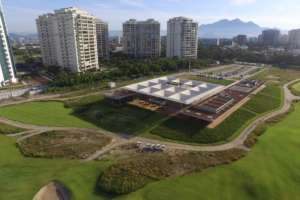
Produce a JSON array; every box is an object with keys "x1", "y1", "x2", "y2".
[
  {"x1": 0, "y1": 101, "x2": 97, "y2": 128},
  {"x1": 0, "y1": 123, "x2": 24, "y2": 134},
  {"x1": 117, "y1": 102, "x2": 300, "y2": 200},
  {"x1": 150, "y1": 109, "x2": 256, "y2": 144},
  {"x1": 150, "y1": 84, "x2": 282, "y2": 144},
  {"x1": 0, "y1": 97, "x2": 165, "y2": 136},
  {"x1": 293, "y1": 82, "x2": 300, "y2": 91},
  {"x1": 291, "y1": 81, "x2": 300, "y2": 96},
  {"x1": 0, "y1": 135, "x2": 111, "y2": 200},
  {"x1": 244, "y1": 84, "x2": 282, "y2": 114},
  {"x1": 71, "y1": 99, "x2": 165, "y2": 135}
]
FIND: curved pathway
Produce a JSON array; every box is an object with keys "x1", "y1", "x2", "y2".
[{"x1": 1, "y1": 79, "x2": 299, "y2": 160}]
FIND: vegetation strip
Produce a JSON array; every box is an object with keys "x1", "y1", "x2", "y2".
[
  {"x1": 18, "y1": 130, "x2": 112, "y2": 159},
  {"x1": 0, "y1": 122, "x2": 24, "y2": 135},
  {"x1": 98, "y1": 149, "x2": 246, "y2": 195}
]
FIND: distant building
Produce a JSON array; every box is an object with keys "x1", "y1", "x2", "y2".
[
  {"x1": 123, "y1": 19, "x2": 161, "y2": 58},
  {"x1": 109, "y1": 36, "x2": 122, "y2": 52},
  {"x1": 0, "y1": 1, "x2": 17, "y2": 86},
  {"x1": 262, "y1": 29, "x2": 280, "y2": 47},
  {"x1": 161, "y1": 36, "x2": 167, "y2": 56},
  {"x1": 233, "y1": 35, "x2": 248, "y2": 46},
  {"x1": 288, "y1": 29, "x2": 300, "y2": 49},
  {"x1": 248, "y1": 37, "x2": 258, "y2": 44},
  {"x1": 199, "y1": 38, "x2": 219, "y2": 47},
  {"x1": 219, "y1": 38, "x2": 233, "y2": 46},
  {"x1": 279, "y1": 34, "x2": 289, "y2": 46},
  {"x1": 167, "y1": 17, "x2": 198, "y2": 59},
  {"x1": 96, "y1": 19, "x2": 109, "y2": 60},
  {"x1": 37, "y1": 7, "x2": 99, "y2": 72}
]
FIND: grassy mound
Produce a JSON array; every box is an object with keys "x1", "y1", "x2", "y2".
[
  {"x1": 151, "y1": 109, "x2": 256, "y2": 144},
  {"x1": 68, "y1": 97, "x2": 165, "y2": 135},
  {"x1": 0, "y1": 101, "x2": 97, "y2": 128},
  {"x1": 19, "y1": 130, "x2": 111, "y2": 159},
  {"x1": 98, "y1": 149, "x2": 246, "y2": 195}
]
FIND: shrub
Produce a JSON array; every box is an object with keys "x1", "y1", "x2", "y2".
[{"x1": 98, "y1": 149, "x2": 246, "y2": 194}]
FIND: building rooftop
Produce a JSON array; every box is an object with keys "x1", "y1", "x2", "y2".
[{"x1": 123, "y1": 76, "x2": 225, "y2": 105}]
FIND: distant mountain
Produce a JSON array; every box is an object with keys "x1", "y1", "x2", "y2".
[{"x1": 199, "y1": 19, "x2": 265, "y2": 39}]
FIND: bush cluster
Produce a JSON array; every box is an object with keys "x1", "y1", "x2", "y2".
[{"x1": 98, "y1": 149, "x2": 246, "y2": 194}]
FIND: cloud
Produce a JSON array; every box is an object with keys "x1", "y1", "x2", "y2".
[{"x1": 229, "y1": 0, "x2": 256, "y2": 5}]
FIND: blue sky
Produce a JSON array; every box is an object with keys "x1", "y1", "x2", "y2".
[{"x1": 2, "y1": 0, "x2": 300, "y2": 33}]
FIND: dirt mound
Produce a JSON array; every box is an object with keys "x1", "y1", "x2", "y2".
[{"x1": 33, "y1": 181, "x2": 71, "y2": 200}]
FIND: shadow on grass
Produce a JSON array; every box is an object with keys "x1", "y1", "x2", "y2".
[{"x1": 67, "y1": 98, "x2": 166, "y2": 137}]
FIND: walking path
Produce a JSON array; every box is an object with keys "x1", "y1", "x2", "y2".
[{"x1": 1, "y1": 78, "x2": 299, "y2": 161}]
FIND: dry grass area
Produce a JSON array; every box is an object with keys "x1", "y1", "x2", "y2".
[
  {"x1": 254, "y1": 68, "x2": 300, "y2": 85},
  {"x1": 18, "y1": 130, "x2": 112, "y2": 159},
  {"x1": 99, "y1": 143, "x2": 139, "y2": 161},
  {"x1": 98, "y1": 147, "x2": 246, "y2": 194}
]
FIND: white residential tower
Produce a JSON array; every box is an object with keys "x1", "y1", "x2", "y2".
[
  {"x1": 167, "y1": 17, "x2": 198, "y2": 59},
  {"x1": 37, "y1": 7, "x2": 99, "y2": 73},
  {"x1": 0, "y1": 1, "x2": 17, "y2": 86}
]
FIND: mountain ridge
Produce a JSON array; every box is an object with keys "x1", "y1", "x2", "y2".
[{"x1": 199, "y1": 18, "x2": 266, "y2": 38}]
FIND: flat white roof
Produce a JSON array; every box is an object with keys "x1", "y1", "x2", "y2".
[{"x1": 123, "y1": 76, "x2": 225, "y2": 105}]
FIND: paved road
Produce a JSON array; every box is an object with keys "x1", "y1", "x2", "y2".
[
  {"x1": 1, "y1": 75, "x2": 299, "y2": 160},
  {"x1": 0, "y1": 88, "x2": 30, "y2": 100}
]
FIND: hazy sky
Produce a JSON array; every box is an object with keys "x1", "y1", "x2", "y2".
[{"x1": 2, "y1": 0, "x2": 300, "y2": 33}]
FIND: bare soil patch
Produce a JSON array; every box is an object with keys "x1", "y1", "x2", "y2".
[
  {"x1": 19, "y1": 130, "x2": 112, "y2": 159},
  {"x1": 33, "y1": 181, "x2": 71, "y2": 200}
]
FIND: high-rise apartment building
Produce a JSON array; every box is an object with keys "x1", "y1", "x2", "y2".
[
  {"x1": 288, "y1": 29, "x2": 300, "y2": 49},
  {"x1": 37, "y1": 7, "x2": 99, "y2": 73},
  {"x1": 123, "y1": 19, "x2": 160, "y2": 58},
  {"x1": 0, "y1": 1, "x2": 17, "y2": 86},
  {"x1": 96, "y1": 19, "x2": 109, "y2": 60},
  {"x1": 167, "y1": 17, "x2": 198, "y2": 59},
  {"x1": 261, "y1": 29, "x2": 280, "y2": 47}
]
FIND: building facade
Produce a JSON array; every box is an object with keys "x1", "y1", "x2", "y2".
[
  {"x1": 288, "y1": 29, "x2": 300, "y2": 49},
  {"x1": 233, "y1": 35, "x2": 248, "y2": 46},
  {"x1": 123, "y1": 19, "x2": 160, "y2": 58},
  {"x1": 96, "y1": 19, "x2": 109, "y2": 60},
  {"x1": 262, "y1": 29, "x2": 280, "y2": 47},
  {"x1": 37, "y1": 7, "x2": 99, "y2": 73},
  {"x1": 0, "y1": 1, "x2": 17, "y2": 86},
  {"x1": 167, "y1": 17, "x2": 198, "y2": 59}
]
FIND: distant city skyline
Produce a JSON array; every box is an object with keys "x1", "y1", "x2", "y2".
[{"x1": 2, "y1": 0, "x2": 300, "y2": 33}]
